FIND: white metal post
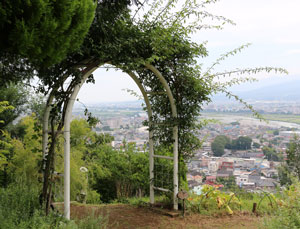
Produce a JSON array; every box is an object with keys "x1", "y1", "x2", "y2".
[
  {"x1": 63, "y1": 117, "x2": 71, "y2": 219},
  {"x1": 127, "y1": 71, "x2": 154, "y2": 204},
  {"x1": 145, "y1": 64, "x2": 179, "y2": 210},
  {"x1": 63, "y1": 65, "x2": 99, "y2": 219},
  {"x1": 149, "y1": 128, "x2": 155, "y2": 204},
  {"x1": 173, "y1": 126, "x2": 179, "y2": 210}
]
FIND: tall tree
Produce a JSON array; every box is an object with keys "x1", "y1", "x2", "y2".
[
  {"x1": 0, "y1": 0, "x2": 96, "y2": 85},
  {"x1": 0, "y1": 101, "x2": 14, "y2": 179},
  {"x1": 0, "y1": 0, "x2": 96, "y2": 67},
  {"x1": 211, "y1": 135, "x2": 230, "y2": 156},
  {"x1": 262, "y1": 146, "x2": 282, "y2": 161},
  {"x1": 231, "y1": 136, "x2": 252, "y2": 150}
]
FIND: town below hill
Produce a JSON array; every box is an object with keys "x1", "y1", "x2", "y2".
[
  {"x1": 73, "y1": 102, "x2": 300, "y2": 194},
  {"x1": 188, "y1": 115, "x2": 299, "y2": 193}
]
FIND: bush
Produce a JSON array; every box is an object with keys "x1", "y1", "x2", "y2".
[
  {"x1": 186, "y1": 185, "x2": 241, "y2": 215},
  {"x1": 76, "y1": 212, "x2": 108, "y2": 229},
  {"x1": 127, "y1": 196, "x2": 149, "y2": 207},
  {"x1": 0, "y1": 182, "x2": 107, "y2": 229},
  {"x1": 186, "y1": 186, "x2": 277, "y2": 215},
  {"x1": 265, "y1": 180, "x2": 300, "y2": 228},
  {"x1": 86, "y1": 190, "x2": 101, "y2": 204},
  {"x1": 0, "y1": 183, "x2": 64, "y2": 229}
]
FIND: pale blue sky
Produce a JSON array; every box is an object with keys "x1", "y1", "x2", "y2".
[{"x1": 77, "y1": 0, "x2": 300, "y2": 104}]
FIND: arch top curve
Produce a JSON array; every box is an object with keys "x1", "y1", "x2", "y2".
[{"x1": 144, "y1": 63, "x2": 177, "y2": 119}]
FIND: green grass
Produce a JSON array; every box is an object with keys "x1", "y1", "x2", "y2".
[
  {"x1": 122, "y1": 188, "x2": 277, "y2": 216},
  {"x1": 263, "y1": 180, "x2": 300, "y2": 228},
  {"x1": 237, "y1": 192, "x2": 277, "y2": 214},
  {"x1": 0, "y1": 183, "x2": 108, "y2": 229},
  {"x1": 185, "y1": 191, "x2": 276, "y2": 216}
]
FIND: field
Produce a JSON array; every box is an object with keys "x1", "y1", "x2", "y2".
[
  {"x1": 73, "y1": 107, "x2": 143, "y2": 119},
  {"x1": 261, "y1": 114, "x2": 300, "y2": 125},
  {"x1": 201, "y1": 112, "x2": 300, "y2": 127}
]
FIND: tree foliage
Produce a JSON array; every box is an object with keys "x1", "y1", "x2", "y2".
[
  {"x1": 0, "y1": 0, "x2": 96, "y2": 68},
  {"x1": 0, "y1": 114, "x2": 152, "y2": 204},
  {"x1": 0, "y1": 115, "x2": 41, "y2": 187},
  {"x1": 285, "y1": 136, "x2": 300, "y2": 180},
  {"x1": 0, "y1": 83, "x2": 28, "y2": 129},
  {"x1": 278, "y1": 164, "x2": 292, "y2": 187},
  {"x1": 0, "y1": 101, "x2": 14, "y2": 179},
  {"x1": 42, "y1": 118, "x2": 150, "y2": 203},
  {"x1": 253, "y1": 142, "x2": 261, "y2": 149},
  {"x1": 88, "y1": 143, "x2": 149, "y2": 202},
  {"x1": 211, "y1": 135, "x2": 230, "y2": 156},
  {"x1": 230, "y1": 136, "x2": 252, "y2": 150},
  {"x1": 212, "y1": 135, "x2": 253, "y2": 156},
  {"x1": 216, "y1": 176, "x2": 238, "y2": 190},
  {"x1": 265, "y1": 179, "x2": 300, "y2": 228},
  {"x1": 262, "y1": 146, "x2": 282, "y2": 162}
]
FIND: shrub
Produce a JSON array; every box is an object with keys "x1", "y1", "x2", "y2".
[
  {"x1": 0, "y1": 182, "x2": 107, "y2": 229},
  {"x1": 186, "y1": 185, "x2": 241, "y2": 215},
  {"x1": 86, "y1": 190, "x2": 101, "y2": 204},
  {"x1": 265, "y1": 180, "x2": 300, "y2": 228},
  {"x1": 76, "y1": 212, "x2": 108, "y2": 229},
  {"x1": 0, "y1": 182, "x2": 63, "y2": 229}
]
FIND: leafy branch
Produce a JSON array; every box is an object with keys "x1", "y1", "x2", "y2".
[{"x1": 76, "y1": 99, "x2": 100, "y2": 128}]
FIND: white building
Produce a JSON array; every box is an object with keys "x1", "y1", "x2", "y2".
[{"x1": 208, "y1": 161, "x2": 219, "y2": 172}]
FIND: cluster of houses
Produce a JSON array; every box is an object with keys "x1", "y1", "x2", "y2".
[
  {"x1": 186, "y1": 118, "x2": 300, "y2": 193},
  {"x1": 187, "y1": 152, "x2": 280, "y2": 192}
]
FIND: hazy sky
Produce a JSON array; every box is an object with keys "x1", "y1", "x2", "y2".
[{"x1": 77, "y1": 0, "x2": 300, "y2": 104}]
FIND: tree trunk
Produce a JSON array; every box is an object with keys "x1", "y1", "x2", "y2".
[{"x1": 42, "y1": 118, "x2": 58, "y2": 214}]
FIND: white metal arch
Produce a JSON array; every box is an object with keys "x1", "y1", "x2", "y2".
[{"x1": 42, "y1": 63, "x2": 179, "y2": 219}]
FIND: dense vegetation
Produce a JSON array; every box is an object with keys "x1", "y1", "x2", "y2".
[
  {"x1": 0, "y1": 0, "x2": 96, "y2": 71},
  {"x1": 211, "y1": 135, "x2": 252, "y2": 156},
  {"x1": 264, "y1": 180, "x2": 300, "y2": 229},
  {"x1": 0, "y1": 110, "x2": 153, "y2": 202}
]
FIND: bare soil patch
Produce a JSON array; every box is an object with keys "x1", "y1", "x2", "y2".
[{"x1": 66, "y1": 203, "x2": 265, "y2": 229}]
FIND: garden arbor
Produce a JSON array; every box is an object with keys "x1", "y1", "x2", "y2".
[
  {"x1": 39, "y1": 1, "x2": 229, "y2": 217},
  {"x1": 40, "y1": 0, "x2": 285, "y2": 220},
  {"x1": 42, "y1": 62, "x2": 180, "y2": 219},
  {"x1": 39, "y1": 1, "x2": 212, "y2": 217}
]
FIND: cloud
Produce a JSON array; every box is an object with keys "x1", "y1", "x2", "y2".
[
  {"x1": 199, "y1": 0, "x2": 300, "y2": 43},
  {"x1": 276, "y1": 39, "x2": 300, "y2": 45},
  {"x1": 285, "y1": 49, "x2": 300, "y2": 55}
]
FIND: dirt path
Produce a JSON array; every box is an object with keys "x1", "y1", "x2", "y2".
[{"x1": 68, "y1": 203, "x2": 265, "y2": 229}]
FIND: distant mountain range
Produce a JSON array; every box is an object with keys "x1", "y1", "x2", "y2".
[
  {"x1": 213, "y1": 77, "x2": 300, "y2": 102},
  {"x1": 80, "y1": 77, "x2": 300, "y2": 107},
  {"x1": 75, "y1": 100, "x2": 143, "y2": 108}
]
